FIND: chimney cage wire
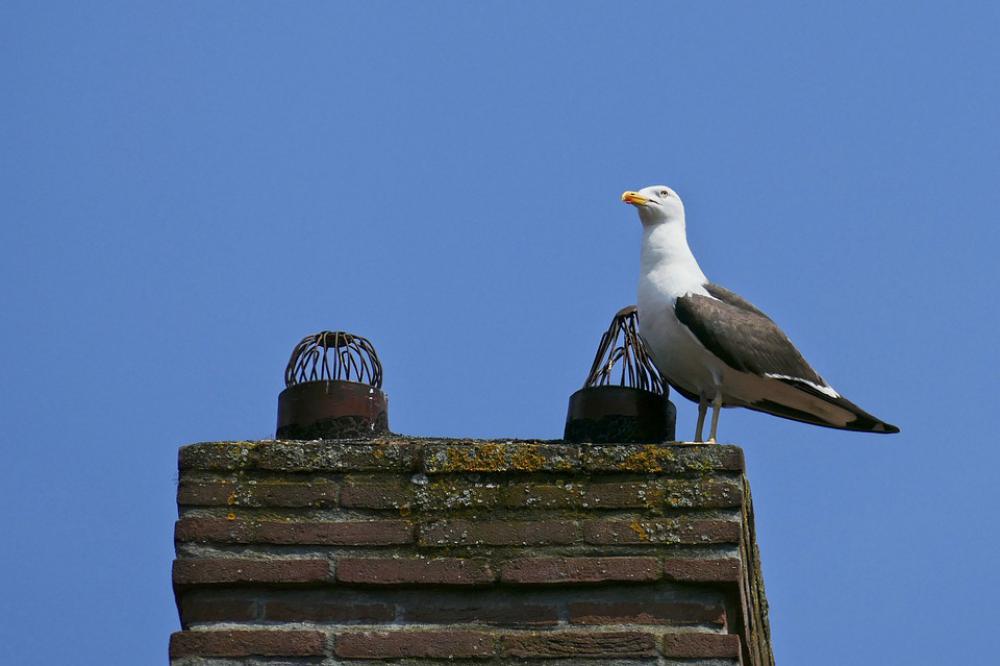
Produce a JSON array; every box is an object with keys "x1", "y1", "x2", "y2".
[
  {"x1": 584, "y1": 306, "x2": 667, "y2": 394},
  {"x1": 284, "y1": 331, "x2": 383, "y2": 389}
]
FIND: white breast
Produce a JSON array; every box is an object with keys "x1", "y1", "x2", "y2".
[
  {"x1": 635, "y1": 220, "x2": 724, "y2": 401},
  {"x1": 638, "y1": 278, "x2": 726, "y2": 400}
]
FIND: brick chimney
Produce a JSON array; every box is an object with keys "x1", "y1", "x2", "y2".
[{"x1": 171, "y1": 438, "x2": 774, "y2": 664}]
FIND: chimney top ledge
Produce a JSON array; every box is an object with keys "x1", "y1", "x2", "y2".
[{"x1": 179, "y1": 437, "x2": 745, "y2": 475}]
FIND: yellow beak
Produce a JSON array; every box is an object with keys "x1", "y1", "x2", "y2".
[{"x1": 621, "y1": 191, "x2": 649, "y2": 206}]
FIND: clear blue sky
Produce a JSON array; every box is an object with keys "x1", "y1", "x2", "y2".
[{"x1": 2, "y1": 2, "x2": 997, "y2": 664}]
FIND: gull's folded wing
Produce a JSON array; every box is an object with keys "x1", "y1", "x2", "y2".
[{"x1": 674, "y1": 284, "x2": 899, "y2": 433}]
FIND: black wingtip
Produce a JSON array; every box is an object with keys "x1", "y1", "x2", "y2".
[{"x1": 849, "y1": 415, "x2": 900, "y2": 434}]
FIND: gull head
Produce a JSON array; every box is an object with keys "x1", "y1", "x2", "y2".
[{"x1": 621, "y1": 185, "x2": 685, "y2": 227}]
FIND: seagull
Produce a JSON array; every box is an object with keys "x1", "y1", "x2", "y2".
[{"x1": 622, "y1": 185, "x2": 899, "y2": 443}]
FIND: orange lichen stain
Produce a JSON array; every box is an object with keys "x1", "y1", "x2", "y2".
[
  {"x1": 620, "y1": 446, "x2": 677, "y2": 473},
  {"x1": 226, "y1": 512, "x2": 237, "y2": 521},
  {"x1": 510, "y1": 447, "x2": 547, "y2": 472},
  {"x1": 629, "y1": 519, "x2": 650, "y2": 541},
  {"x1": 445, "y1": 443, "x2": 505, "y2": 471},
  {"x1": 227, "y1": 491, "x2": 238, "y2": 506},
  {"x1": 643, "y1": 485, "x2": 666, "y2": 510}
]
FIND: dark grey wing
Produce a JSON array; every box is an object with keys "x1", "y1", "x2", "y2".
[
  {"x1": 674, "y1": 285, "x2": 826, "y2": 386},
  {"x1": 677, "y1": 283, "x2": 900, "y2": 434}
]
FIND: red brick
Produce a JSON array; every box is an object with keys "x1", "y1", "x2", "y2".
[
  {"x1": 662, "y1": 478, "x2": 743, "y2": 509},
  {"x1": 340, "y1": 477, "x2": 413, "y2": 509},
  {"x1": 175, "y1": 517, "x2": 254, "y2": 543},
  {"x1": 418, "y1": 481, "x2": 502, "y2": 510},
  {"x1": 502, "y1": 483, "x2": 581, "y2": 509},
  {"x1": 257, "y1": 520, "x2": 413, "y2": 545},
  {"x1": 178, "y1": 479, "x2": 338, "y2": 508},
  {"x1": 335, "y1": 631, "x2": 494, "y2": 659},
  {"x1": 337, "y1": 558, "x2": 495, "y2": 585},
  {"x1": 419, "y1": 520, "x2": 577, "y2": 546},
  {"x1": 251, "y1": 480, "x2": 338, "y2": 507},
  {"x1": 501, "y1": 632, "x2": 655, "y2": 658},
  {"x1": 582, "y1": 519, "x2": 740, "y2": 545},
  {"x1": 502, "y1": 481, "x2": 687, "y2": 510},
  {"x1": 173, "y1": 558, "x2": 329, "y2": 585},
  {"x1": 500, "y1": 557, "x2": 659, "y2": 585},
  {"x1": 404, "y1": 603, "x2": 558, "y2": 626},
  {"x1": 169, "y1": 630, "x2": 326, "y2": 658},
  {"x1": 581, "y1": 481, "x2": 658, "y2": 508},
  {"x1": 179, "y1": 595, "x2": 257, "y2": 624},
  {"x1": 568, "y1": 601, "x2": 725, "y2": 626},
  {"x1": 177, "y1": 479, "x2": 235, "y2": 506},
  {"x1": 175, "y1": 518, "x2": 413, "y2": 545},
  {"x1": 661, "y1": 632, "x2": 741, "y2": 658},
  {"x1": 265, "y1": 600, "x2": 394, "y2": 623},
  {"x1": 664, "y1": 558, "x2": 742, "y2": 583}
]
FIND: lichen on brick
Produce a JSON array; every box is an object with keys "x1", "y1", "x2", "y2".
[
  {"x1": 423, "y1": 442, "x2": 579, "y2": 474},
  {"x1": 438, "y1": 442, "x2": 507, "y2": 472},
  {"x1": 179, "y1": 440, "x2": 261, "y2": 471},
  {"x1": 417, "y1": 478, "x2": 501, "y2": 511}
]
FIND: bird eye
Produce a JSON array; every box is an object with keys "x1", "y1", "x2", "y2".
[{"x1": 659, "y1": 189, "x2": 670, "y2": 197}]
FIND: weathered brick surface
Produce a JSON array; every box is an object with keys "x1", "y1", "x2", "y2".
[
  {"x1": 583, "y1": 518, "x2": 741, "y2": 545},
  {"x1": 169, "y1": 630, "x2": 326, "y2": 658},
  {"x1": 173, "y1": 558, "x2": 329, "y2": 585},
  {"x1": 178, "y1": 441, "x2": 260, "y2": 471},
  {"x1": 172, "y1": 438, "x2": 772, "y2": 666},
  {"x1": 179, "y1": 595, "x2": 257, "y2": 624},
  {"x1": 664, "y1": 557, "x2": 742, "y2": 583},
  {"x1": 501, "y1": 632, "x2": 656, "y2": 659},
  {"x1": 255, "y1": 440, "x2": 418, "y2": 472},
  {"x1": 579, "y1": 480, "x2": 659, "y2": 508},
  {"x1": 176, "y1": 518, "x2": 412, "y2": 545},
  {"x1": 420, "y1": 519, "x2": 577, "y2": 546},
  {"x1": 500, "y1": 557, "x2": 660, "y2": 584},
  {"x1": 178, "y1": 478, "x2": 338, "y2": 507},
  {"x1": 423, "y1": 442, "x2": 579, "y2": 473},
  {"x1": 175, "y1": 517, "x2": 254, "y2": 543},
  {"x1": 581, "y1": 444, "x2": 744, "y2": 474},
  {"x1": 254, "y1": 520, "x2": 413, "y2": 545},
  {"x1": 500, "y1": 478, "x2": 742, "y2": 511},
  {"x1": 501, "y1": 482, "x2": 581, "y2": 508},
  {"x1": 404, "y1": 603, "x2": 558, "y2": 626},
  {"x1": 663, "y1": 478, "x2": 743, "y2": 508},
  {"x1": 568, "y1": 600, "x2": 726, "y2": 626},
  {"x1": 661, "y1": 632, "x2": 742, "y2": 658},
  {"x1": 176, "y1": 479, "x2": 235, "y2": 506},
  {"x1": 264, "y1": 599, "x2": 395, "y2": 623},
  {"x1": 340, "y1": 477, "x2": 413, "y2": 509},
  {"x1": 335, "y1": 631, "x2": 494, "y2": 659},
  {"x1": 337, "y1": 558, "x2": 495, "y2": 585}
]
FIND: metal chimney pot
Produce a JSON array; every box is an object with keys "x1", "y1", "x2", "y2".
[
  {"x1": 564, "y1": 306, "x2": 676, "y2": 443},
  {"x1": 276, "y1": 331, "x2": 389, "y2": 439}
]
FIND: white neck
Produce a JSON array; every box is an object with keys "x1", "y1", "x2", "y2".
[{"x1": 639, "y1": 219, "x2": 709, "y2": 297}]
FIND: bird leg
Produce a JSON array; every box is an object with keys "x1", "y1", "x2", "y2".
[
  {"x1": 708, "y1": 393, "x2": 723, "y2": 443},
  {"x1": 694, "y1": 396, "x2": 708, "y2": 443}
]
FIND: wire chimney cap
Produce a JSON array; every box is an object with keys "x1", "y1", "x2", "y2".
[
  {"x1": 284, "y1": 331, "x2": 383, "y2": 389},
  {"x1": 582, "y1": 305, "x2": 667, "y2": 394}
]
